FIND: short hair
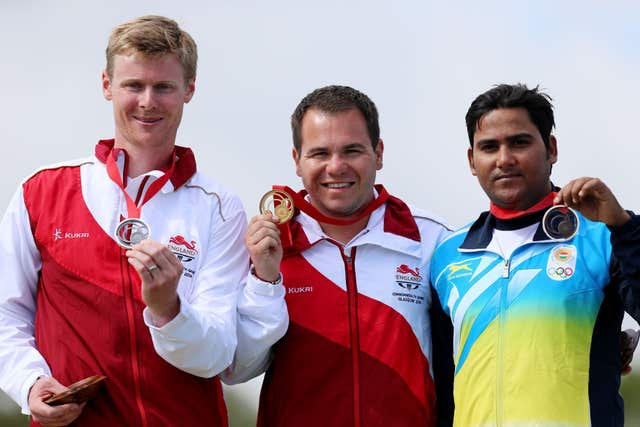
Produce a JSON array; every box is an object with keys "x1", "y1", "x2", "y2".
[
  {"x1": 105, "y1": 15, "x2": 197, "y2": 83},
  {"x1": 465, "y1": 83, "x2": 555, "y2": 148},
  {"x1": 291, "y1": 85, "x2": 380, "y2": 152}
]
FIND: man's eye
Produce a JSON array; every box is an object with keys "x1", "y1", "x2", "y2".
[
  {"x1": 479, "y1": 144, "x2": 497, "y2": 152},
  {"x1": 125, "y1": 82, "x2": 143, "y2": 91},
  {"x1": 155, "y1": 84, "x2": 174, "y2": 92},
  {"x1": 513, "y1": 139, "x2": 530, "y2": 146}
]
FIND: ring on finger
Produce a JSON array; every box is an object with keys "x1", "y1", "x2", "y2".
[{"x1": 147, "y1": 264, "x2": 159, "y2": 272}]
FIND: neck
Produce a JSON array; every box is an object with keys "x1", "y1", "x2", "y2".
[
  {"x1": 320, "y1": 216, "x2": 370, "y2": 244},
  {"x1": 114, "y1": 141, "x2": 174, "y2": 177}
]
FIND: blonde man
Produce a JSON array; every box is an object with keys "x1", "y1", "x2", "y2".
[{"x1": 0, "y1": 15, "x2": 286, "y2": 426}]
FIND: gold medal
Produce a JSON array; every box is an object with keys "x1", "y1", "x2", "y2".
[{"x1": 259, "y1": 190, "x2": 295, "y2": 224}]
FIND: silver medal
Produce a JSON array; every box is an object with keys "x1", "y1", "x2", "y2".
[
  {"x1": 115, "y1": 218, "x2": 151, "y2": 249},
  {"x1": 542, "y1": 205, "x2": 579, "y2": 241}
]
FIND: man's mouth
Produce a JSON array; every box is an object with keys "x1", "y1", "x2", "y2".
[
  {"x1": 323, "y1": 182, "x2": 353, "y2": 189},
  {"x1": 494, "y1": 173, "x2": 521, "y2": 181},
  {"x1": 134, "y1": 115, "x2": 162, "y2": 124}
]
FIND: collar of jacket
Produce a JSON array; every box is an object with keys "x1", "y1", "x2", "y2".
[
  {"x1": 94, "y1": 139, "x2": 197, "y2": 190},
  {"x1": 283, "y1": 186, "x2": 421, "y2": 258},
  {"x1": 459, "y1": 208, "x2": 556, "y2": 250}
]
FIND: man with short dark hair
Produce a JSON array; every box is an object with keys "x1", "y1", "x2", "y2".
[
  {"x1": 0, "y1": 15, "x2": 287, "y2": 426},
  {"x1": 230, "y1": 85, "x2": 454, "y2": 426},
  {"x1": 430, "y1": 83, "x2": 640, "y2": 426}
]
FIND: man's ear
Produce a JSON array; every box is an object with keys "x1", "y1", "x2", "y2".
[
  {"x1": 547, "y1": 135, "x2": 558, "y2": 165},
  {"x1": 184, "y1": 77, "x2": 196, "y2": 103},
  {"x1": 102, "y1": 70, "x2": 113, "y2": 101},
  {"x1": 292, "y1": 147, "x2": 302, "y2": 177},
  {"x1": 467, "y1": 147, "x2": 477, "y2": 176},
  {"x1": 375, "y1": 139, "x2": 384, "y2": 170}
]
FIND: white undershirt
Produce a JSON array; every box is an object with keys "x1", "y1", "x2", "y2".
[{"x1": 487, "y1": 223, "x2": 538, "y2": 259}]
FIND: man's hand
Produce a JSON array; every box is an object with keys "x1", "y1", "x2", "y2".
[
  {"x1": 245, "y1": 213, "x2": 283, "y2": 283},
  {"x1": 126, "y1": 240, "x2": 184, "y2": 326},
  {"x1": 29, "y1": 376, "x2": 85, "y2": 426},
  {"x1": 621, "y1": 329, "x2": 639, "y2": 376},
  {"x1": 554, "y1": 177, "x2": 630, "y2": 227}
]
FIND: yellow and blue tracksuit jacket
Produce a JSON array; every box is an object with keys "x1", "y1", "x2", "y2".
[{"x1": 430, "y1": 208, "x2": 640, "y2": 427}]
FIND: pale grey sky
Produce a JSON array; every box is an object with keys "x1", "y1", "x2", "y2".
[{"x1": 1, "y1": 0, "x2": 639, "y2": 410}]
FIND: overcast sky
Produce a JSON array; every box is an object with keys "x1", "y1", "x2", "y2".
[{"x1": 1, "y1": 0, "x2": 639, "y2": 389}]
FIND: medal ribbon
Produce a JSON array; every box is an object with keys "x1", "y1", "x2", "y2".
[
  {"x1": 490, "y1": 191, "x2": 557, "y2": 220},
  {"x1": 106, "y1": 148, "x2": 177, "y2": 219},
  {"x1": 273, "y1": 184, "x2": 390, "y2": 225},
  {"x1": 272, "y1": 184, "x2": 389, "y2": 248}
]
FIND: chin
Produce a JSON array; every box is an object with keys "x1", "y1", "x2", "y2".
[{"x1": 491, "y1": 195, "x2": 522, "y2": 210}]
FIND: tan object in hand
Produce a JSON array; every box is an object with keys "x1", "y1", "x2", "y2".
[{"x1": 44, "y1": 375, "x2": 107, "y2": 406}]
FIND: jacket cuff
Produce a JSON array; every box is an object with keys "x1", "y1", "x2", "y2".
[
  {"x1": 609, "y1": 211, "x2": 639, "y2": 237},
  {"x1": 247, "y1": 269, "x2": 285, "y2": 297},
  {"x1": 20, "y1": 371, "x2": 49, "y2": 415}
]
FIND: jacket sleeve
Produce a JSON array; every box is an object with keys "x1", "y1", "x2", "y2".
[
  {"x1": 143, "y1": 203, "x2": 249, "y2": 378},
  {"x1": 609, "y1": 212, "x2": 640, "y2": 321},
  {"x1": 0, "y1": 186, "x2": 51, "y2": 414},
  {"x1": 220, "y1": 272, "x2": 288, "y2": 385},
  {"x1": 430, "y1": 284, "x2": 454, "y2": 427}
]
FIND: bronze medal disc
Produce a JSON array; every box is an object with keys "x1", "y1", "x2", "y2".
[{"x1": 542, "y1": 205, "x2": 579, "y2": 241}]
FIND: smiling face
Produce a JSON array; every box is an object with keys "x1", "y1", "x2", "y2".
[
  {"x1": 293, "y1": 108, "x2": 383, "y2": 220},
  {"x1": 468, "y1": 107, "x2": 557, "y2": 210},
  {"x1": 102, "y1": 52, "x2": 195, "y2": 152}
]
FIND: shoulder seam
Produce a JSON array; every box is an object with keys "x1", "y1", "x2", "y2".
[
  {"x1": 26, "y1": 159, "x2": 94, "y2": 181},
  {"x1": 184, "y1": 185, "x2": 226, "y2": 222},
  {"x1": 414, "y1": 214, "x2": 454, "y2": 232}
]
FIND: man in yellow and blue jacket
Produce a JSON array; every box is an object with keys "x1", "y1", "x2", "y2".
[{"x1": 430, "y1": 83, "x2": 640, "y2": 426}]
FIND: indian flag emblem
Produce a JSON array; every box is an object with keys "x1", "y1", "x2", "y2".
[{"x1": 547, "y1": 244, "x2": 577, "y2": 281}]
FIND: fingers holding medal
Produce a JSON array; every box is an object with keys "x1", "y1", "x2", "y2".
[
  {"x1": 126, "y1": 239, "x2": 183, "y2": 325},
  {"x1": 245, "y1": 190, "x2": 292, "y2": 283}
]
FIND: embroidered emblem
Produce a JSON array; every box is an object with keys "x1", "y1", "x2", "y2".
[
  {"x1": 547, "y1": 244, "x2": 577, "y2": 281},
  {"x1": 395, "y1": 264, "x2": 422, "y2": 290},
  {"x1": 393, "y1": 264, "x2": 425, "y2": 305},
  {"x1": 53, "y1": 227, "x2": 89, "y2": 241},
  {"x1": 447, "y1": 263, "x2": 473, "y2": 280},
  {"x1": 168, "y1": 234, "x2": 199, "y2": 278}
]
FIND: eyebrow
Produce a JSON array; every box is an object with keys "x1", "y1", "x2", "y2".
[
  {"x1": 475, "y1": 132, "x2": 534, "y2": 146},
  {"x1": 119, "y1": 78, "x2": 177, "y2": 86}
]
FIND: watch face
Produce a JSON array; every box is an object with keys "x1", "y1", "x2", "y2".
[{"x1": 542, "y1": 205, "x2": 579, "y2": 241}]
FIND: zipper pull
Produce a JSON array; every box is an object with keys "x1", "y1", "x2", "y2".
[{"x1": 502, "y1": 259, "x2": 510, "y2": 278}]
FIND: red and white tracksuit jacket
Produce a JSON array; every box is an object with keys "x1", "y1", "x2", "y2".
[
  {"x1": 0, "y1": 140, "x2": 287, "y2": 426},
  {"x1": 257, "y1": 189, "x2": 454, "y2": 427}
]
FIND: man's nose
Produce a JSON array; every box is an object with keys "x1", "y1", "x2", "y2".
[
  {"x1": 326, "y1": 153, "x2": 347, "y2": 174},
  {"x1": 139, "y1": 87, "x2": 156, "y2": 109},
  {"x1": 496, "y1": 145, "x2": 516, "y2": 167}
]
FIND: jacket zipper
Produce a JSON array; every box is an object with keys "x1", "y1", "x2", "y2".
[
  {"x1": 497, "y1": 254, "x2": 510, "y2": 426},
  {"x1": 121, "y1": 249, "x2": 149, "y2": 427},
  {"x1": 343, "y1": 248, "x2": 361, "y2": 427}
]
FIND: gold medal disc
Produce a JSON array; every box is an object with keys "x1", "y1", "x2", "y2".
[{"x1": 259, "y1": 190, "x2": 295, "y2": 224}]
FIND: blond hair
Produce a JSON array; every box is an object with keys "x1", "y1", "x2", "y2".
[{"x1": 105, "y1": 15, "x2": 197, "y2": 82}]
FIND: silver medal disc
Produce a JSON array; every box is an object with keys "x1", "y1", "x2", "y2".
[
  {"x1": 115, "y1": 218, "x2": 151, "y2": 249},
  {"x1": 542, "y1": 205, "x2": 579, "y2": 241}
]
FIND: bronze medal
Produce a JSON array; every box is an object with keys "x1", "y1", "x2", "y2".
[{"x1": 542, "y1": 205, "x2": 579, "y2": 241}]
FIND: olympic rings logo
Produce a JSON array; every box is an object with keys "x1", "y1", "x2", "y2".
[{"x1": 548, "y1": 266, "x2": 574, "y2": 279}]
